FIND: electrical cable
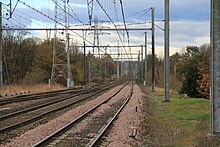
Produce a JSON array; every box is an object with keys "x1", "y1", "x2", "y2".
[
  {"x1": 119, "y1": 0, "x2": 132, "y2": 59},
  {"x1": 96, "y1": 0, "x2": 131, "y2": 61},
  {"x1": 51, "y1": 0, "x2": 84, "y2": 24},
  {"x1": 17, "y1": 0, "x2": 94, "y2": 46}
]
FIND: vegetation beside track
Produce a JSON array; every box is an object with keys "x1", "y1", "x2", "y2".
[
  {"x1": 141, "y1": 87, "x2": 220, "y2": 146},
  {"x1": 0, "y1": 83, "x2": 64, "y2": 96}
]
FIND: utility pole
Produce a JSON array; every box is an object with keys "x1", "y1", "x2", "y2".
[
  {"x1": 164, "y1": 0, "x2": 170, "y2": 102},
  {"x1": 145, "y1": 32, "x2": 148, "y2": 87},
  {"x1": 117, "y1": 46, "x2": 120, "y2": 79},
  {"x1": 84, "y1": 41, "x2": 86, "y2": 84},
  {"x1": 121, "y1": 47, "x2": 123, "y2": 77},
  {"x1": 211, "y1": 0, "x2": 220, "y2": 135},
  {"x1": 141, "y1": 45, "x2": 144, "y2": 82},
  {"x1": 104, "y1": 47, "x2": 107, "y2": 80},
  {"x1": 151, "y1": 7, "x2": 155, "y2": 92},
  {"x1": 138, "y1": 50, "x2": 140, "y2": 79},
  {"x1": 67, "y1": 33, "x2": 71, "y2": 88},
  {"x1": 88, "y1": 51, "x2": 91, "y2": 88},
  {"x1": 0, "y1": 2, "x2": 2, "y2": 89}
]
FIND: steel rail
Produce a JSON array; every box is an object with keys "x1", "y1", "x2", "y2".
[
  {"x1": 0, "y1": 89, "x2": 95, "y2": 121},
  {"x1": 0, "y1": 83, "x2": 110, "y2": 105},
  {"x1": 88, "y1": 82, "x2": 133, "y2": 147},
  {"x1": 0, "y1": 82, "x2": 123, "y2": 134},
  {"x1": 0, "y1": 89, "x2": 85, "y2": 105},
  {"x1": 32, "y1": 82, "x2": 129, "y2": 147}
]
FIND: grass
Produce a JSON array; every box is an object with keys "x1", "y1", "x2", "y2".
[
  {"x1": 157, "y1": 93, "x2": 210, "y2": 146},
  {"x1": 141, "y1": 87, "x2": 220, "y2": 146},
  {"x1": 0, "y1": 83, "x2": 65, "y2": 95}
]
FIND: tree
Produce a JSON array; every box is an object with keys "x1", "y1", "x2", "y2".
[
  {"x1": 197, "y1": 44, "x2": 210, "y2": 98},
  {"x1": 178, "y1": 46, "x2": 202, "y2": 97},
  {"x1": 25, "y1": 39, "x2": 53, "y2": 84},
  {"x1": 170, "y1": 53, "x2": 181, "y2": 90},
  {"x1": 2, "y1": 31, "x2": 37, "y2": 84}
]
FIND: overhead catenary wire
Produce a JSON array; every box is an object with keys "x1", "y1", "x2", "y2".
[
  {"x1": 118, "y1": 8, "x2": 151, "y2": 21},
  {"x1": 2, "y1": 0, "x2": 152, "y2": 59},
  {"x1": 17, "y1": 0, "x2": 94, "y2": 46},
  {"x1": 51, "y1": 0, "x2": 84, "y2": 24},
  {"x1": 16, "y1": 9, "x2": 54, "y2": 28},
  {"x1": 96, "y1": 0, "x2": 131, "y2": 61},
  {"x1": 119, "y1": 0, "x2": 132, "y2": 60},
  {"x1": 119, "y1": 0, "x2": 129, "y2": 43}
]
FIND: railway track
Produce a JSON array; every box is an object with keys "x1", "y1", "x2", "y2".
[
  {"x1": 32, "y1": 82, "x2": 133, "y2": 147},
  {"x1": 0, "y1": 88, "x2": 85, "y2": 106},
  {"x1": 0, "y1": 82, "x2": 113, "y2": 106},
  {"x1": 0, "y1": 81, "x2": 124, "y2": 137}
]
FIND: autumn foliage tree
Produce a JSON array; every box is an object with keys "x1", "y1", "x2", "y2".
[
  {"x1": 2, "y1": 31, "x2": 118, "y2": 86},
  {"x1": 197, "y1": 44, "x2": 210, "y2": 98},
  {"x1": 176, "y1": 44, "x2": 210, "y2": 98}
]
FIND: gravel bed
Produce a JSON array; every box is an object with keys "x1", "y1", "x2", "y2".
[
  {"x1": 0, "y1": 93, "x2": 86, "y2": 129},
  {"x1": 100, "y1": 84, "x2": 144, "y2": 146},
  {"x1": 56, "y1": 101, "x2": 125, "y2": 146},
  {"x1": 0, "y1": 94, "x2": 70, "y2": 116},
  {"x1": 47, "y1": 84, "x2": 132, "y2": 146},
  {"x1": 0, "y1": 89, "x2": 109, "y2": 143},
  {"x1": 0, "y1": 84, "x2": 125, "y2": 147}
]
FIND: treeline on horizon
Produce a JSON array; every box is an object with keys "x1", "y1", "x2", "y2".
[
  {"x1": 2, "y1": 31, "x2": 116, "y2": 86},
  {"x1": 2, "y1": 31, "x2": 210, "y2": 99}
]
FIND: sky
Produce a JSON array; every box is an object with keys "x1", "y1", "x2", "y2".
[{"x1": 1, "y1": 0, "x2": 210, "y2": 59}]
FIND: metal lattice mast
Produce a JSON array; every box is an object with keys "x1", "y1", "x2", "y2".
[
  {"x1": 93, "y1": 16, "x2": 100, "y2": 57},
  {"x1": 87, "y1": 0, "x2": 94, "y2": 25},
  {"x1": 51, "y1": 0, "x2": 72, "y2": 87}
]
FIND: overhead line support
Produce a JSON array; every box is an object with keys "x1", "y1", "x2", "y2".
[
  {"x1": 151, "y1": 7, "x2": 155, "y2": 92},
  {"x1": 211, "y1": 0, "x2": 220, "y2": 135},
  {"x1": 164, "y1": 0, "x2": 170, "y2": 102},
  {"x1": 145, "y1": 32, "x2": 148, "y2": 87},
  {"x1": 0, "y1": 2, "x2": 2, "y2": 89},
  {"x1": 87, "y1": 0, "x2": 94, "y2": 25}
]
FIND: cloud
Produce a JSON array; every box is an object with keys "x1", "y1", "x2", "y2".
[
  {"x1": 2, "y1": 0, "x2": 211, "y2": 59},
  {"x1": 147, "y1": 0, "x2": 210, "y2": 20},
  {"x1": 170, "y1": 20, "x2": 210, "y2": 48}
]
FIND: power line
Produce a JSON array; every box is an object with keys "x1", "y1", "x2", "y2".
[
  {"x1": 96, "y1": 0, "x2": 131, "y2": 61},
  {"x1": 119, "y1": 0, "x2": 129, "y2": 43},
  {"x1": 2, "y1": 27, "x2": 151, "y2": 31},
  {"x1": 51, "y1": 0, "x2": 84, "y2": 24},
  {"x1": 18, "y1": 0, "x2": 94, "y2": 46},
  {"x1": 119, "y1": 8, "x2": 151, "y2": 21},
  {"x1": 119, "y1": 0, "x2": 132, "y2": 60},
  {"x1": 16, "y1": 9, "x2": 54, "y2": 28}
]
